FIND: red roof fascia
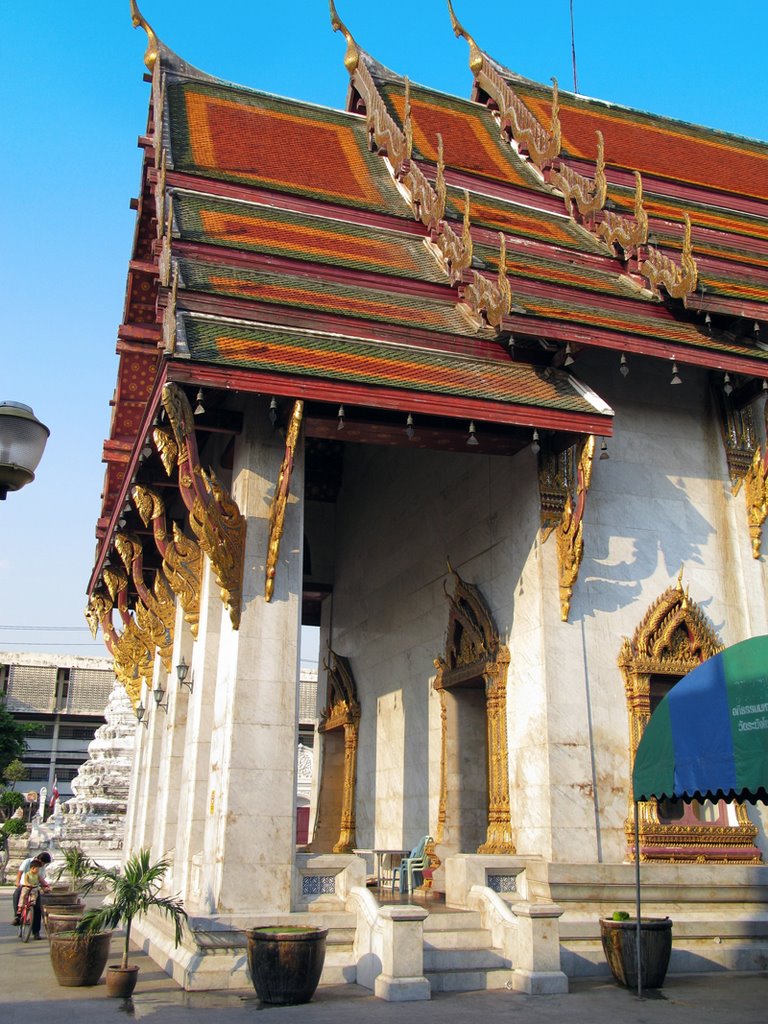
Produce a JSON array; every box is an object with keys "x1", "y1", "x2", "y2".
[
  {"x1": 117, "y1": 324, "x2": 163, "y2": 345},
  {"x1": 505, "y1": 311, "x2": 768, "y2": 375},
  {"x1": 166, "y1": 360, "x2": 611, "y2": 434}
]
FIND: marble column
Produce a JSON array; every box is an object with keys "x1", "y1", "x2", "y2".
[{"x1": 200, "y1": 404, "x2": 304, "y2": 916}]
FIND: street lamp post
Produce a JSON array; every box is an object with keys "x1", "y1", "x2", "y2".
[{"x1": 0, "y1": 401, "x2": 50, "y2": 500}]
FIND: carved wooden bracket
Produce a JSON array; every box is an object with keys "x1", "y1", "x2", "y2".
[
  {"x1": 132, "y1": 484, "x2": 202, "y2": 638},
  {"x1": 640, "y1": 213, "x2": 698, "y2": 303},
  {"x1": 319, "y1": 650, "x2": 360, "y2": 853},
  {"x1": 744, "y1": 416, "x2": 768, "y2": 558},
  {"x1": 537, "y1": 442, "x2": 576, "y2": 541},
  {"x1": 265, "y1": 400, "x2": 304, "y2": 601},
  {"x1": 162, "y1": 383, "x2": 246, "y2": 628},
  {"x1": 114, "y1": 532, "x2": 175, "y2": 672},
  {"x1": 554, "y1": 435, "x2": 595, "y2": 621},
  {"x1": 715, "y1": 390, "x2": 758, "y2": 497}
]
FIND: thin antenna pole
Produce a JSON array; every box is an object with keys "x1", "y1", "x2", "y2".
[{"x1": 570, "y1": 0, "x2": 579, "y2": 94}]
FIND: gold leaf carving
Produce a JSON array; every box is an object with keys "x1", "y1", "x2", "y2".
[
  {"x1": 436, "y1": 190, "x2": 473, "y2": 285},
  {"x1": 328, "y1": 0, "x2": 360, "y2": 72},
  {"x1": 555, "y1": 435, "x2": 595, "y2": 621},
  {"x1": 266, "y1": 400, "x2": 304, "y2": 601},
  {"x1": 744, "y1": 443, "x2": 768, "y2": 558},
  {"x1": 640, "y1": 212, "x2": 698, "y2": 303},
  {"x1": 129, "y1": 0, "x2": 159, "y2": 72},
  {"x1": 459, "y1": 232, "x2": 512, "y2": 332},
  {"x1": 716, "y1": 391, "x2": 758, "y2": 497},
  {"x1": 596, "y1": 171, "x2": 649, "y2": 258},
  {"x1": 132, "y1": 484, "x2": 202, "y2": 638},
  {"x1": 320, "y1": 650, "x2": 360, "y2": 853},
  {"x1": 404, "y1": 133, "x2": 446, "y2": 233},
  {"x1": 152, "y1": 427, "x2": 178, "y2": 475},
  {"x1": 162, "y1": 383, "x2": 246, "y2": 628},
  {"x1": 549, "y1": 131, "x2": 607, "y2": 221},
  {"x1": 115, "y1": 532, "x2": 174, "y2": 671}
]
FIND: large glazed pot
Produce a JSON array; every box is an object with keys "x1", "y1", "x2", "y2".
[
  {"x1": 246, "y1": 926, "x2": 328, "y2": 1005},
  {"x1": 599, "y1": 917, "x2": 673, "y2": 990},
  {"x1": 47, "y1": 913, "x2": 86, "y2": 936},
  {"x1": 48, "y1": 931, "x2": 113, "y2": 987}
]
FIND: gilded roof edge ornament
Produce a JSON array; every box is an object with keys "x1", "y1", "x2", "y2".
[
  {"x1": 549, "y1": 130, "x2": 607, "y2": 223},
  {"x1": 448, "y1": 0, "x2": 484, "y2": 73},
  {"x1": 329, "y1": 0, "x2": 360, "y2": 73},
  {"x1": 266, "y1": 400, "x2": 304, "y2": 601},
  {"x1": 129, "y1": 0, "x2": 159, "y2": 72},
  {"x1": 459, "y1": 232, "x2": 512, "y2": 333},
  {"x1": 640, "y1": 212, "x2": 698, "y2": 304},
  {"x1": 743, "y1": 399, "x2": 768, "y2": 559}
]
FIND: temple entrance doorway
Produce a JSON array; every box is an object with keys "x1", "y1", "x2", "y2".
[{"x1": 432, "y1": 570, "x2": 515, "y2": 879}]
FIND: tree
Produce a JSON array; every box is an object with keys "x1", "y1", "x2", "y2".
[
  {"x1": 2, "y1": 758, "x2": 28, "y2": 787},
  {"x1": 0, "y1": 788, "x2": 24, "y2": 821},
  {"x1": 0, "y1": 696, "x2": 28, "y2": 778}
]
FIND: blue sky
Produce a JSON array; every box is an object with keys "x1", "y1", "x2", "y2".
[{"x1": 1, "y1": 0, "x2": 766, "y2": 657}]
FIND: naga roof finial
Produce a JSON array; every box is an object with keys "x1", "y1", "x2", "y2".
[
  {"x1": 130, "y1": 0, "x2": 159, "y2": 71},
  {"x1": 447, "y1": 0, "x2": 484, "y2": 73},
  {"x1": 329, "y1": 0, "x2": 360, "y2": 73}
]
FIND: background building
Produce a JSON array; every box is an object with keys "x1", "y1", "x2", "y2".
[{"x1": 0, "y1": 652, "x2": 115, "y2": 801}]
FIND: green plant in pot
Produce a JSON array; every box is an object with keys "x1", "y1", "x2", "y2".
[
  {"x1": 599, "y1": 911, "x2": 673, "y2": 990},
  {"x1": 45, "y1": 846, "x2": 98, "y2": 931},
  {"x1": 76, "y1": 849, "x2": 187, "y2": 998}
]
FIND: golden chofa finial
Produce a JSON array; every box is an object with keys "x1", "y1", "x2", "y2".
[
  {"x1": 129, "y1": 0, "x2": 159, "y2": 72},
  {"x1": 329, "y1": 0, "x2": 360, "y2": 73},
  {"x1": 447, "y1": 0, "x2": 484, "y2": 73}
]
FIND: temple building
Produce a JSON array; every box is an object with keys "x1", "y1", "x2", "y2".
[{"x1": 86, "y1": 1, "x2": 768, "y2": 996}]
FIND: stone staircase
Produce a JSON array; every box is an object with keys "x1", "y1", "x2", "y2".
[{"x1": 422, "y1": 909, "x2": 513, "y2": 992}]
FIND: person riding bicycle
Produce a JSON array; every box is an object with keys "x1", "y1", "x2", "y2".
[{"x1": 13, "y1": 851, "x2": 52, "y2": 939}]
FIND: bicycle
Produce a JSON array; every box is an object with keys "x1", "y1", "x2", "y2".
[{"x1": 17, "y1": 887, "x2": 39, "y2": 943}]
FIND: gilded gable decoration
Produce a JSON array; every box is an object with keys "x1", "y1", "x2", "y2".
[
  {"x1": 132, "y1": 484, "x2": 202, "y2": 638},
  {"x1": 596, "y1": 171, "x2": 649, "y2": 260},
  {"x1": 94, "y1": 570, "x2": 155, "y2": 706},
  {"x1": 437, "y1": 567, "x2": 515, "y2": 855},
  {"x1": 162, "y1": 383, "x2": 246, "y2": 628},
  {"x1": 406, "y1": 133, "x2": 447, "y2": 233},
  {"x1": 640, "y1": 213, "x2": 698, "y2": 303},
  {"x1": 449, "y1": 1, "x2": 560, "y2": 172},
  {"x1": 554, "y1": 434, "x2": 595, "y2": 621},
  {"x1": 265, "y1": 400, "x2": 304, "y2": 602},
  {"x1": 549, "y1": 131, "x2": 607, "y2": 223},
  {"x1": 152, "y1": 426, "x2": 178, "y2": 476},
  {"x1": 538, "y1": 442, "x2": 577, "y2": 541},
  {"x1": 114, "y1": 532, "x2": 175, "y2": 672},
  {"x1": 619, "y1": 575, "x2": 759, "y2": 862},
  {"x1": 458, "y1": 232, "x2": 512, "y2": 332},
  {"x1": 432, "y1": 190, "x2": 473, "y2": 286}
]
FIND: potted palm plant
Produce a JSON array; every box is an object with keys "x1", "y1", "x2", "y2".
[
  {"x1": 76, "y1": 849, "x2": 187, "y2": 998},
  {"x1": 46, "y1": 846, "x2": 97, "y2": 932}
]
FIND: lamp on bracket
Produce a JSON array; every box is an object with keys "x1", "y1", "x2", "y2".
[
  {"x1": 135, "y1": 702, "x2": 147, "y2": 726},
  {"x1": 176, "y1": 656, "x2": 194, "y2": 693},
  {"x1": 153, "y1": 684, "x2": 169, "y2": 714}
]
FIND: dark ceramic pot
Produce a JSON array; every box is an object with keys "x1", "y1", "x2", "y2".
[
  {"x1": 246, "y1": 926, "x2": 328, "y2": 1005},
  {"x1": 599, "y1": 917, "x2": 673, "y2": 989},
  {"x1": 47, "y1": 913, "x2": 86, "y2": 936},
  {"x1": 48, "y1": 931, "x2": 113, "y2": 987},
  {"x1": 106, "y1": 965, "x2": 140, "y2": 998}
]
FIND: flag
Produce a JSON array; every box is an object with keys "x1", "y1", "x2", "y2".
[{"x1": 49, "y1": 778, "x2": 59, "y2": 810}]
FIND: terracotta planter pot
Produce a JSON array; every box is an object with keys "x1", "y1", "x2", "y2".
[
  {"x1": 48, "y1": 931, "x2": 113, "y2": 987},
  {"x1": 246, "y1": 926, "x2": 328, "y2": 1005},
  {"x1": 106, "y1": 965, "x2": 140, "y2": 998},
  {"x1": 599, "y1": 917, "x2": 673, "y2": 990}
]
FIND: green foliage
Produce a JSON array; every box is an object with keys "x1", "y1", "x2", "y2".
[
  {"x1": 2, "y1": 758, "x2": 28, "y2": 786},
  {"x1": 612, "y1": 910, "x2": 631, "y2": 921},
  {"x1": 0, "y1": 817, "x2": 26, "y2": 839},
  {"x1": 0, "y1": 789, "x2": 24, "y2": 820},
  {"x1": 0, "y1": 697, "x2": 28, "y2": 776},
  {"x1": 77, "y1": 849, "x2": 187, "y2": 970},
  {"x1": 54, "y1": 846, "x2": 99, "y2": 892}
]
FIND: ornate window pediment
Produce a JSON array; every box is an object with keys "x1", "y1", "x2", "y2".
[{"x1": 619, "y1": 574, "x2": 760, "y2": 863}]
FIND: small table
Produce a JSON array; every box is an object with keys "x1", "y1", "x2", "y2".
[{"x1": 372, "y1": 848, "x2": 410, "y2": 890}]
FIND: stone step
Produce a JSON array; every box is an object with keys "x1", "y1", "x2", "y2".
[
  {"x1": 422, "y1": 910, "x2": 483, "y2": 932},
  {"x1": 424, "y1": 947, "x2": 510, "y2": 972},
  {"x1": 423, "y1": 928, "x2": 494, "y2": 950},
  {"x1": 321, "y1": 949, "x2": 357, "y2": 986},
  {"x1": 426, "y1": 967, "x2": 515, "y2": 992}
]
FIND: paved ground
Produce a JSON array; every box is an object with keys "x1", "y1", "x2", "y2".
[{"x1": 1, "y1": 889, "x2": 765, "y2": 1022}]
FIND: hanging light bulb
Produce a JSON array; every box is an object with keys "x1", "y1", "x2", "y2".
[
  {"x1": 619, "y1": 353, "x2": 629, "y2": 377},
  {"x1": 194, "y1": 388, "x2": 205, "y2": 416},
  {"x1": 762, "y1": 379, "x2": 768, "y2": 392},
  {"x1": 405, "y1": 413, "x2": 415, "y2": 441},
  {"x1": 531, "y1": 429, "x2": 540, "y2": 455},
  {"x1": 704, "y1": 312, "x2": 712, "y2": 333},
  {"x1": 723, "y1": 372, "x2": 733, "y2": 396},
  {"x1": 754, "y1": 321, "x2": 761, "y2": 338},
  {"x1": 337, "y1": 405, "x2": 345, "y2": 431},
  {"x1": 670, "y1": 361, "x2": 682, "y2": 385},
  {"x1": 564, "y1": 343, "x2": 575, "y2": 366},
  {"x1": 467, "y1": 421, "x2": 479, "y2": 446},
  {"x1": 599, "y1": 438, "x2": 609, "y2": 460},
  {"x1": 269, "y1": 396, "x2": 278, "y2": 426},
  {"x1": 508, "y1": 334, "x2": 515, "y2": 355}
]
